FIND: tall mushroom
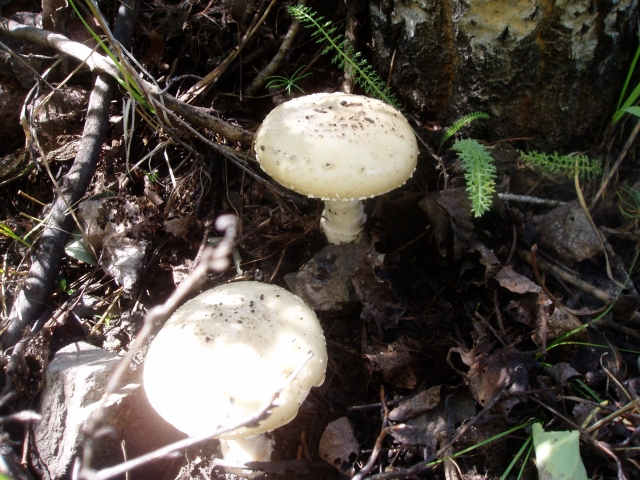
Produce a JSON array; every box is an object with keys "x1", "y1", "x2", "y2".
[
  {"x1": 143, "y1": 281, "x2": 327, "y2": 462},
  {"x1": 254, "y1": 92, "x2": 419, "y2": 244}
]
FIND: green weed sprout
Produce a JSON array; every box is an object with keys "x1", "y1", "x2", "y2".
[
  {"x1": 518, "y1": 150, "x2": 603, "y2": 180},
  {"x1": 144, "y1": 169, "x2": 160, "y2": 183},
  {"x1": 452, "y1": 139, "x2": 497, "y2": 217},
  {"x1": 288, "y1": 5, "x2": 400, "y2": 109},
  {"x1": 265, "y1": 65, "x2": 312, "y2": 96},
  {"x1": 441, "y1": 111, "x2": 489, "y2": 146},
  {"x1": 59, "y1": 278, "x2": 74, "y2": 295}
]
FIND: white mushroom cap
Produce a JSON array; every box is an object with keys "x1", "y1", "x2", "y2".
[
  {"x1": 143, "y1": 282, "x2": 327, "y2": 439},
  {"x1": 254, "y1": 93, "x2": 418, "y2": 201}
]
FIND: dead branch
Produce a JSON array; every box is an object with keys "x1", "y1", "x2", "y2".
[
  {"x1": 0, "y1": 17, "x2": 120, "y2": 78},
  {"x1": 0, "y1": 16, "x2": 255, "y2": 145},
  {"x1": 2, "y1": 0, "x2": 139, "y2": 349}
]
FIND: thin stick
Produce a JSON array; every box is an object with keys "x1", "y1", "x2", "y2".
[{"x1": 517, "y1": 248, "x2": 614, "y2": 304}]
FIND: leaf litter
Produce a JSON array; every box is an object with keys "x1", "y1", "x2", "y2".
[{"x1": 0, "y1": 1, "x2": 639, "y2": 479}]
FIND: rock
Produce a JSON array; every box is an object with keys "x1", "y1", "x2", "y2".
[
  {"x1": 369, "y1": 0, "x2": 637, "y2": 149},
  {"x1": 284, "y1": 244, "x2": 367, "y2": 314},
  {"x1": 34, "y1": 342, "x2": 185, "y2": 480}
]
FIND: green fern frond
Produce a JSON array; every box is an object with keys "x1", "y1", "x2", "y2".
[
  {"x1": 441, "y1": 112, "x2": 489, "y2": 146},
  {"x1": 518, "y1": 150, "x2": 603, "y2": 180},
  {"x1": 288, "y1": 5, "x2": 401, "y2": 109},
  {"x1": 452, "y1": 139, "x2": 497, "y2": 217}
]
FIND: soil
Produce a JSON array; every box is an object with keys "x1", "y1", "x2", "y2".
[{"x1": 1, "y1": 1, "x2": 640, "y2": 479}]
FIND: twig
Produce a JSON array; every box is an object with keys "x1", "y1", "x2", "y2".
[
  {"x1": 516, "y1": 248, "x2": 615, "y2": 304},
  {"x1": 574, "y1": 164, "x2": 625, "y2": 290},
  {"x1": 353, "y1": 387, "x2": 395, "y2": 480},
  {"x1": 505, "y1": 224, "x2": 517, "y2": 265},
  {"x1": 159, "y1": 94, "x2": 254, "y2": 144},
  {"x1": 244, "y1": 0, "x2": 307, "y2": 96},
  {"x1": 585, "y1": 398, "x2": 640, "y2": 435},
  {"x1": 359, "y1": 388, "x2": 508, "y2": 480},
  {"x1": 497, "y1": 193, "x2": 566, "y2": 207},
  {"x1": 2, "y1": 0, "x2": 140, "y2": 349},
  {"x1": 0, "y1": 17, "x2": 120, "y2": 78},
  {"x1": 492, "y1": 289, "x2": 508, "y2": 341},
  {"x1": 340, "y1": 0, "x2": 358, "y2": 94},
  {"x1": 599, "y1": 228, "x2": 638, "y2": 295},
  {"x1": 597, "y1": 317, "x2": 640, "y2": 342}
]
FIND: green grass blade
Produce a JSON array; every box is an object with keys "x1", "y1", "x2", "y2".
[
  {"x1": 68, "y1": 0, "x2": 150, "y2": 110},
  {"x1": 500, "y1": 435, "x2": 532, "y2": 480},
  {"x1": 622, "y1": 106, "x2": 640, "y2": 118},
  {"x1": 616, "y1": 41, "x2": 640, "y2": 112},
  {"x1": 0, "y1": 222, "x2": 32, "y2": 248}
]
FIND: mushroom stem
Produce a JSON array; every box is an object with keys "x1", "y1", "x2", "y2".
[
  {"x1": 321, "y1": 199, "x2": 366, "y2": 244},
  {"x1": 219, "y1": 434, "x2": 275, "y2": 463}
]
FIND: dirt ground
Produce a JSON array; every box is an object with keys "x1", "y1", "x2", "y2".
[{"x1": 1, "y1": 1, "x2": 640, "y2": 479}]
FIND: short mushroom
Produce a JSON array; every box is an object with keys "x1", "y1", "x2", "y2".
[
  {"x1": 254, "y1": 92, "x2": 419, "y2": 244},
  {"x1": 143, "y1": 281, "x2": 327, "y2": 462}
]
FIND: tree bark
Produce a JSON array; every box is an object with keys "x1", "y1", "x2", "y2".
[{"x1": 369, "y1": 0, "x2": 638, "y2": 149}]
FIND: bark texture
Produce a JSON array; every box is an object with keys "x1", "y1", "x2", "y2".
[{"x1": 369, "y1": 0, "x2": 638, "y2": 148}]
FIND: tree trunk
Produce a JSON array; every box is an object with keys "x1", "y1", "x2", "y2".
[{"x1": 369, "y1": 0, "x2": 638, "y2": 149}]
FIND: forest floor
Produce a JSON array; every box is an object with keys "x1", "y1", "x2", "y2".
[{"x1": 1, "y1": 1, "x2": 640, "y2": 479}]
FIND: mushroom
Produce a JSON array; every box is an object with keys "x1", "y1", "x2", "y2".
[
  {"x1": 254, "y1": 92, "x2": 419, "y2": 244},
  {"x1": 143, "y1": 281, "x2": 327, "y2": 462}
]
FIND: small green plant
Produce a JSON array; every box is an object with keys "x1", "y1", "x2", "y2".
[
  {"x1": 452, "y1": 139, "x2": 497, "y2": 217},
  {"x1": 612, "y1": 40, "x2": 640, "y2": 124},
  {"x1": 144, "y1": 169, "x2": 160, "y2": 183},
  {"x1": 288, "y1": 5, "x2": 400, "y2": 109},
  {"x1": 617, "y1": 186, "x2": 640, "y2": 219},
  {"x1": 59, "y1": 278, "x2": 74, "y2": 295},
  {"x1": 440, "y1": 111, "x2": 489, "y2": 146},
  {"x1": 265, "y1": 65, "x2": 312, "y2": 96},
  {"x1": 518, "y1": 150, "x2": 603, "y2": 180},
  {"x1": 0, "y1": 222, "x2": 32, "y2": 248},
  {"x1": 95, "y1": 313, "x2": 115, "y2": 329}
]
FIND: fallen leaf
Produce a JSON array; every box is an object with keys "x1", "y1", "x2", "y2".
[
  {"x1": 388, "y1": 386, "x2": 441, "y2": 422},
  {"x1": 319, "y1": 417, "x2": 360, "y2": 475},
  {"x1": 495, "y1": 265, "x2": 541, "y2": 294}
]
